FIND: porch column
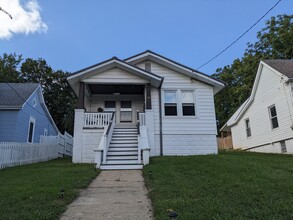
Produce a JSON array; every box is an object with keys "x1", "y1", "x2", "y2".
[
  {"x1": 146, "y1": 83, "x2": 152, "y2": 109},
  {"x1": 77, "y1": 82, "x2": 85, "y2": 109}
]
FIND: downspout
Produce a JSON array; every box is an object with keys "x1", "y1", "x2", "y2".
[{"x1": 159, "y1": 78, "x2": 164, "y2": 156}]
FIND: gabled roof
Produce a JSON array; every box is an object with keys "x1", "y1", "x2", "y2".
[
  {"x1": 220, "y1": 59, "x2": 293, "y2": 131},
  {"x1": 125, "y1": 50, "x2": 225, "y2": 94},
  {"x1": 67, "y1": 56, "x2": 163, "y2": 96},
  {"x1": 0, "y1": 83, "x2": 39, "y2": 109},
  {"x1": 0, "y1": 83, "x2": 59, "y2": 133},
  {"x1": 263, "y1": 60, "x2": 293, "y2": 78}
]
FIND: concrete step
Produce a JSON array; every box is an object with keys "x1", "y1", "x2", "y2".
[
  {"x1": 108, "y1": 147, "x2": 138, "y2": 152},
  {"x1": 100, "y1": 164, "x2": 143, "y2": 170},
  {"x1": 110, "y1": 140, "x2": 138, "y2": 144},
  {"x1": 111, "y1": 136, "x2": 138, "y2": 140},
  {"x1": 107, "y1": 151, "x2": 138, "y2": 156},
  {"x1": 114, "y1": 128, "x2": 137, "y2": 131},
  {"x1": 106, "y1": 160, "x2": 139, "y2": 165},
  {"x1": 107, "y1": 155, "x2": 138, "y2": 160},
  {"x1": 112, "y1": 135, "x2": 137, "y2": 138},
  {"x1": 109, "y1": 143, "x2": 138, "y2": 147}
]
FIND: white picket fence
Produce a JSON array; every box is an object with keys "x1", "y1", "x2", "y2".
[{"x1": 0, "y1": 132, "x2": 73, "y2": 169}]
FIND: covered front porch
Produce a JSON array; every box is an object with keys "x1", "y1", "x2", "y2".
[{"x1": 67, "y1": 57, "x2": 162, "y2": 169}]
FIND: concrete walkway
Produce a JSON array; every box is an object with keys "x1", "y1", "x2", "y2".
[{"x1": 60, "y1": 170, "x2": 153, "y2": 220}]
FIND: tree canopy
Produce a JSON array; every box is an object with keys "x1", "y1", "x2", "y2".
[
  {"x1": 213, "y1": 14, "x2": 293, "y2": 129},
  {"x1": 0, "y1": 55, "x2": 76, "y2": 134}
]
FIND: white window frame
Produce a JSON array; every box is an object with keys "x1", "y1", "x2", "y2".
[
  {"x1": 268, "y1": 105, "x2": 279, "y2": 130},
  {"x1": 33, "y1": 98, "x2": 37, "y2": 107},
  {"x1": 181, "y1": 90, "x2": 196, "y2": 117},
  {"x1": 27, "y1": 117, "x2": 36, "y2": 143},
  {"x1": 163, "y1": 90, "x2": 178, "y2": 116},
  {"x1": 245, "y1": 118, "x2": 251, "y2": 137},
  {"x1": 44, "y1": 128, "x2": 48, "y2": 136}
]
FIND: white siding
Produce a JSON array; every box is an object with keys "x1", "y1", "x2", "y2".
[
  {"x1": 231, "y1": 65, "x2": 293, "y2": 153},
  {"x1": 83, "y1": 67, "x2": 148, "y2": 84},
  {"x1": 137, "y1": 61, "x2": 218, "y2": 155}
]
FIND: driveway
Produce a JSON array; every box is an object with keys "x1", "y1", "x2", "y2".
[{"x1": 60, "y1": 170, "x2": 153, "y2": 220}]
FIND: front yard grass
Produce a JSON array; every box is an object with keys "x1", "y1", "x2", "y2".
[
  {"x1": 0, "y1": 158, "x2": 99, "y2": 220},
  {"x1": 143, "y1": 151, "x2": 293, "y2": 219}
]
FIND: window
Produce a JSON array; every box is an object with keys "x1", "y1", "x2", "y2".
[
  {"x1": 121, "y1": 101, "x2": 131, "y2": 108},
  {"x1": 182, "y1": 91, "x2": 195, "y2": 116},
  {"x1": 269, "y1": 105, "x2": 279, "y2": 129},
  {"x1": 105, "y1": 101, "x2": 115, "y2": 109},
  {"x1": 145, "y1": 62, "x2": 151, "y2": 71},
  {"x1": 44, "y1": 129, "x2": 48, "y2": 136},
  {"x1": 245, "y1": 118, "x2": 251, "y2": 137},
  {"x1": 280, "y1": 141, "x2": 287, "y2": 153},
  {"x1": 33, "y1": 98, "x2": 37, "y2": 107},
  {"x1": 164, "y1": 91, "x2": 177, "y2": 116},
  {"x1": 27, "y1": 117, "x2": 35, "y2": 143}
]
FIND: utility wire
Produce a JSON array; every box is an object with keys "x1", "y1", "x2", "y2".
[
  {"x1": 0, "y1": 6, "x2": 12, "y2": 19},
  {"x1": 6, "y1": 83, "x2": 49, "y2": 118},
  {"x1": 196, "y1": 0, "x2": 283, "y2": 70}
]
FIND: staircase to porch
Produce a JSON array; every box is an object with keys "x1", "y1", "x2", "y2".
[{"x1": 100, "y1": 125, "x2": 143, "y2": 170}]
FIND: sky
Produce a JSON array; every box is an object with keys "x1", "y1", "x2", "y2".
[{"x1": 0, "y1": 0, "x2": 292, "y2": 75}]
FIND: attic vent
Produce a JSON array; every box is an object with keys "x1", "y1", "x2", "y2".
[{"x1": 145, "y1": 62, "x2": 151, "y2": 72}]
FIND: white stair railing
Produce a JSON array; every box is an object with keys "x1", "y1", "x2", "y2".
[{"x1": 94, "y1": 112, "x2": 116, "y2": 167}]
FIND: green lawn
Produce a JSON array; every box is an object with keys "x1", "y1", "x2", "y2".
[
  {"x1": 0, "y1": 158, "x2": 99, "y2": 220},
  {"x1": 143, "y1": 151, "x2": 293, "y2": 219}
]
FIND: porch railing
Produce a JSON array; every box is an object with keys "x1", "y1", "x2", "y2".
[{"x1": 84, "y1": 112, "x2": 112, "y2": 128}]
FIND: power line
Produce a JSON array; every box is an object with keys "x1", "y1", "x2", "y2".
[
  {"x1": 196, "y1": 0, "x2": 283, "y2": 70},
  {"x1": 0, "y1": 6, "x2": 12, "y2": 19}
]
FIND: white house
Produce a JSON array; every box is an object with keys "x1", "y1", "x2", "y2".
[
  {"x1": 221, "y1": 60, "x2": 293, "y2": 154},
  {"x1": 67, "y1": 50, "x2": 225, "y2": 169}
]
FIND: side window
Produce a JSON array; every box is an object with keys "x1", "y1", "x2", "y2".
[
  {"x1": 181, "y1": 91, "x2": 195, "y2": 116},
  {"x1": 245, "y1": 118, "x2": 251, "y2": 137},
  {"x1": 44, "y1": 129, "x2": 48, "y2": 136},
  {"x1": 164, "y1": 91, "x2": 177, "y2": 116},
  {"x1": 27, "y1": 117, "x2": 36, "y2": 143},
  {"x1": 269, "y1": 105, "x2": 279, "y2": 129}
]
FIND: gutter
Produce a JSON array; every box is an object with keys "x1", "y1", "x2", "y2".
[{"x1": 159, "y1": 78, "x2": 164, "y2": 156}]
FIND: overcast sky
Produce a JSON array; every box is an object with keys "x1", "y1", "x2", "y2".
[{"x1": 0, "y1": 0, "x2": 292, "y2": 75}]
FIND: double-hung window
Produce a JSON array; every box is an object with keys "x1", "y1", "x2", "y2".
[
  {"x1": 245, "y1": 118, "x2": 251, "y2": 137},
  {"x1": 181, "y1": 91, "x2": 195, "y2": 116},
  {"x1": 164, "y1": 91, "x2": 177, "y2": 116},
  {"x1": 269, "y1": 105, "x2": 279, "y2": 129}
]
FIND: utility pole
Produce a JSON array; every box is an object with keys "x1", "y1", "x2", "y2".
[{"x1": 0, "y1": 6, "x2": 13, "y2": 19}]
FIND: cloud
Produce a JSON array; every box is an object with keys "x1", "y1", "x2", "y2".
[{"x1": 0, "y1": 0, "x2": 48, "y2": 39}]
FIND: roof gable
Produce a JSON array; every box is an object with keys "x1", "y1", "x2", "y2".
[
  {"x1": 0, "y1": 83, "x2": 39, "y2": 109},
  {"x1": 67, "y1": 57, "x2": 163, "y2": 95},
  {"x1": 221, "y1": 60, "x2": 292, "y2": 130},
  {"x1": 124, "y1": 50, "x2": 225, "y2": 94}
]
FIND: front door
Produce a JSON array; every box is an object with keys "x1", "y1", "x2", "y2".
[{"x1": 120, "y1": 101, "x2": 132, "y2": 123}]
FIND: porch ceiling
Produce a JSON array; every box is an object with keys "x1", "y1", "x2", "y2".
[{"x1": 88, "y1": 84, "x2": 144, "y2": 95}]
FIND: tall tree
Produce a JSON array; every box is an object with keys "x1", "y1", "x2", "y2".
[
  {"x1": 0, "y1": 53, "x2": 22, "y2": 82},
  {"x1": 214, "y1": 14, "x2": 293, "y2": 129}
]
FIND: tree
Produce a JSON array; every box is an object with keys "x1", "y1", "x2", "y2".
[
  {"x1": 0, "y1": 53, "x2": 22, "y2": 82},
  {"x1": 0, "y1": 54, "x2": 76, "y2": 134},
  {"x1": 214, "y1": 14, "x2": 293, "y2": 129}
]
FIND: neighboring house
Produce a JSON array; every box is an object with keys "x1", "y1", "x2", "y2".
[
  {"x1": 221, "y1": 60, "x2": 293, "y2": 154},
  {"x1": 0, "y1": 83, "x2": 59, "y2": 143},
  {"x1": 67, "y1": 50, "x2": 225, "y2": 169}
]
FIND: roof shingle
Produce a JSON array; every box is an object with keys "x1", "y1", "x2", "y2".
[
  {"x1": 0, "y1": 83, "x2": 39, "y2": 108},
  {"x1": 263, "y1": 60, "x2": 293, "y2": 78}
]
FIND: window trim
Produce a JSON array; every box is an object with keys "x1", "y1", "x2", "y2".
[
  {"x1": 44, "y1": 128, "x2": 48, "y2": 136},
  {"x1": 245, "y1": 118, "x2": 251, "y2": 138},
  {"x1": 181, "y1": 90, "x2": 196, "y2": 116},
  {"x1": 27, "y1": 117, "x2": 36, "y2": 143},
  {"x1": 163, "y1": 90, "x2": 178, "y2": 116},
  {"x1": 163, "y1": 89, "x2": 197, "y2": 117},
  {"x1": 268, "y1": 105, "x2": 279, "y2": 130}
]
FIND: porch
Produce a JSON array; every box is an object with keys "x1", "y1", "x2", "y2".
[{"x1": 73, "y1": 83, "x2": 154, "y2": 169}]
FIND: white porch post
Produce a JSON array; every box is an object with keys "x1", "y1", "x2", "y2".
[
  {"x1": 72, "y1": 109, "x2": 84, "y2": 163},
  {"x1": 145, "y1": 110, "x2": 155, "y2": 155}
]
